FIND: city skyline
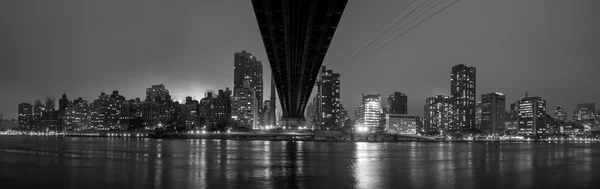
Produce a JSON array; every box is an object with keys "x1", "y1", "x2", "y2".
[{"x1": 1, "y1": 0, "x2": 599, "y2": 119}]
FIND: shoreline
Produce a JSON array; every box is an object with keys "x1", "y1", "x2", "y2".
[{"x1": 2, "y1": 134, "x2": 599, "y2": 143}]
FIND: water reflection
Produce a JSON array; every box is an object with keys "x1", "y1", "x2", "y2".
[{"x1": 1, "y1": 136, "x2": 600, "y2": 189}]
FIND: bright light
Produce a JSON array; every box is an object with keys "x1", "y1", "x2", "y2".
[{"x1": 356, "y1": 127, "x2": 369, "y2": 133}]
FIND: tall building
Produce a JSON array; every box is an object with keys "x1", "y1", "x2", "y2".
[
  {"x1": 517, "y1": 95, "x2": 547, "y2": 136},
  {"x1": 58, "y1": 94, "x2": 69, "y2": 118},
  {"x1": 553, "y1": 105, "x2": 567, "y2": 122},
  {"x1": 214, "y1": 88, "x2": 232, "y2": 121},
  {"x1": 45, "y1": 97, "x2": 55, "y2": 112},
  {"x1": 450, "y1": 64, "x2": 476, "y2": 130},
  {"x1": 339, "y1": 104, "x2": 350, "y2": 128},
  {"x1": 146, "y1": 84, "x2": 170, "y2": 102},
  {"x1": 388, "y1": 92, "x2": 407, "y2": 114},
  {"x1": 475, "y1": 101, "x2": 482, "y2": 129},
  {"x1": 424, "y1": 95, "x2": 454, "y2": 132},
  {"x1": 319, "y1": 66, "x2": 341, "y2": 130},
  {"x1": 33, "y1": 100, "x2": 45, "y2": 129},
  {"x1": 573, "y1": 103, "x2": 596, "y2": 123},
  {"x1": 232, "y1": 80, "x2": 258, "y2": 128},
  {"x1": 199, "y1": 91, "x2": 215, "y2": 122},
  {"x1": 509, "y1": 102, "x2": 518, "y2": 118},
  {"x1": 356, "y1": 94, "x2": 381, "y2": 130},
  {"x1": 481, "y1": 92, "x2": 506, "y2": 136},
  {"x1": 183, "y1": 97, "x2": 200, "y2": 130},
  {"x1": 90, "y1": 93, "x2": 110, "y2": 129},
  {"x1": 234, "y1": 50, "x2": 263, "y2": 125},
  {"x1": 18, "y1": 103, "x2": 33, "y2": 129}
]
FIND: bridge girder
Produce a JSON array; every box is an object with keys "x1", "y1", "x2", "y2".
[{"x1": 251, "y1": 0, "x2": 347, "y2": 119}]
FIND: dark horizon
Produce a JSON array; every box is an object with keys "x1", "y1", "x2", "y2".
[{"x1": 1, "y1": 0, "x2": 599, "y2": 119}]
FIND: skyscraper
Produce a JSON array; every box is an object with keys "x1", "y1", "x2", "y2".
[
  {"x1": 232, "y1": 80, "x2": 258, "y2": 128},
  {"x1": 553, "y1": 105, "x2": 567, "y2": 122},
  {"x1": 573, "y1": 103, "x2": 596, "y2": 123},
  {"x1": 481, "y1": 92, "x2": 506, "y2": 136},
  {"x1": 356, "y1": 94, "x2": 381, "y2": 130},
  {"x1": 475, "y1": 101, "x2": 482, "y2": 129},
  {"x1": 388, "y1": 92, "x2": 407, "y2": 114},
  {"x1": 424, "y1": 95, "x2": 454, "y2": 132},
  {"x1": 58, "y1": 94, "x2": 69, "y2": 118},
  {"x1": 517, "y1": 95, "x2": 547, "y2": 136},
  {"x1": 319, "y1": 66, "x2": 340, "y2": 130},
  {"x1": 234, "y1": 50, "x2": 263, "y2": 125},
  {"x1": 18, "y1": 103, "x2": 33, "y2": 129},
  {"x1": 45, "y1": 97, "x2": 55, "y2": 112},
  {"x1": 450, "y1": 64, "x2": 476, "y2": 130}
]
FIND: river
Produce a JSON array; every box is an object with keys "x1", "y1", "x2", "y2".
[{"x1": 1, "y1": 136, "x2": 599, "y2": 189}]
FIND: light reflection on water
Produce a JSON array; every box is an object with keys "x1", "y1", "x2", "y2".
[{"x1": 1, "y1": 136, "x2": 600, "y2": 189}]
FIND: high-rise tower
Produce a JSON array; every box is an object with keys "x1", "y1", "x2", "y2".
[
  {"x1": 450, "y1": 64, "x2": 476, "y2": 130},
  {"x1": 234, "y1": 50, "x2": 263, "y2": 125}
]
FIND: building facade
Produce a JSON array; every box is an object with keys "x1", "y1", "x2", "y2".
[
  {"x1": 356, "y1": 94, "x2": 381, "y2": 130},
  {"x1": 553, "y1": 105, "x2": 567, "y2": 122},
  {"x1": 573, "y1": 103, "x2": 596, "y2": 123},
  {"x1": 234, "y1": 50, "x2": 263, "y2": 125},
  {"x1": 424, "y1": 95, "x2": 454, "y2": 132},
  {"x1": 319, "y1": 66, "x2": 341, "y2": 130},
  {"x1": 18, "y1": 103, "x2": 33, "y2": 129},
  {"x1": 232, "y1": 81, "x2": 258, "y2": 128},
  {"x1": 517, "y1": 96, "x2": 547, "y2": 136},
  {"x1": 388, "y1": 92, "x2": 407, "y2": 114},
  {"x1": 386, "y1": 114, "x2": 419, "y2": 135},
  {"x1": 481, "y1": 92, "x2": 506, "y2": 136},
  {"x1": 450, "y1": 64, "x2": 476, "y2": 130}
]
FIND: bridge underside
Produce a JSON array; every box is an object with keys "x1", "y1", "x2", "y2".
[{"x1": 251, "y1": 0, "x2": 347, "y2": 119}]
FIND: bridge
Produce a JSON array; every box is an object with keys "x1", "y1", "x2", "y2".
[{"x1": 251, "y1": 0, "x2": 348, "y2": 126}]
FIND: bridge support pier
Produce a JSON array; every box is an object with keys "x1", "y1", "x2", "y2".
[{"x1": 279, "y1": 118, "x2": 306, "y2": 129}]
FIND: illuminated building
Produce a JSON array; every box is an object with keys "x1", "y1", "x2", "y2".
[
  {"x1": 90, "y1": 93, "x2": 110, "y2": 129},
  {"x1": 66, "y1": 97, "x2": 90, "y2": 131},
  {"x1": 475, "y1": 101, "x2": 482, "y2": 129},
  {"x1": 356, "y1": 94, "x2": 381, "y2": 130},
  {"x1": 450, "y1": 64, "x2": 476, "y2": 130},
  {"x1": 573, "y1": 103, "x2": 596, "y2": 123},
  {"x1": 424, "y1": 95, "x2": 454, "y2": 132},
  {"x1": 198, "y1": 88, "x2": 231, "y2": 127},
  {"x1": 18, "y1": 103, "x2": 33, "y2": 129},
  {"x1": 234, "y1": 50, "x2": 263, "y2": 125},
  {"x1": 199, "y1": 91, "x2": 215, "y2": 122},
  {"x1": 481, "y1": 92, "x2": 506, "y2": 136},
  {"x1": 183, "y1": 97, "x2": 199, "y2": 130},
  {"x1": 232, "y1": 80, "x2": 258, "y2": 128},
  {"x1": 33, "y1": 100, "x2": 45, "y2": 129},
  {"x1": 553, "y1": 105, "x2": 567, "y2": 122},
  {"x1": 214, "y1": 88, "x2": 232, "y2": 121},
  {"x1": 146, "y1": 84, "x2": 170, "y2": 102},
  {"x1": 319, "y1": 66, "x2": 341, "y2": 130},
  {"x1": 517, "y1": 94, "x2": 547, "y2": 136},
  {"x1": 388, "y1": 92, "x2": 407, "y2": 114},
  {"x1": 386, "y1": 114, "x2": 419, "y2": 135},
  {"x1": 339, "y1": 104, "x2": 350, "y2": 128}
]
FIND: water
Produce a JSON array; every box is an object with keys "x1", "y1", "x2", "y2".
[{"x1": 1, "y1": 136, "x2": 599, "y2": 189}]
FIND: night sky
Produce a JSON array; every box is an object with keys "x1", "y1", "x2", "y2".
[{"x1": 1, "y1": 0, "x2": 599, "y2": 120}]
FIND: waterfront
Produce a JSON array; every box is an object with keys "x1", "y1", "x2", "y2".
[{"x1": 1, "y1": 136, "x2": 600, "y2": 189}]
